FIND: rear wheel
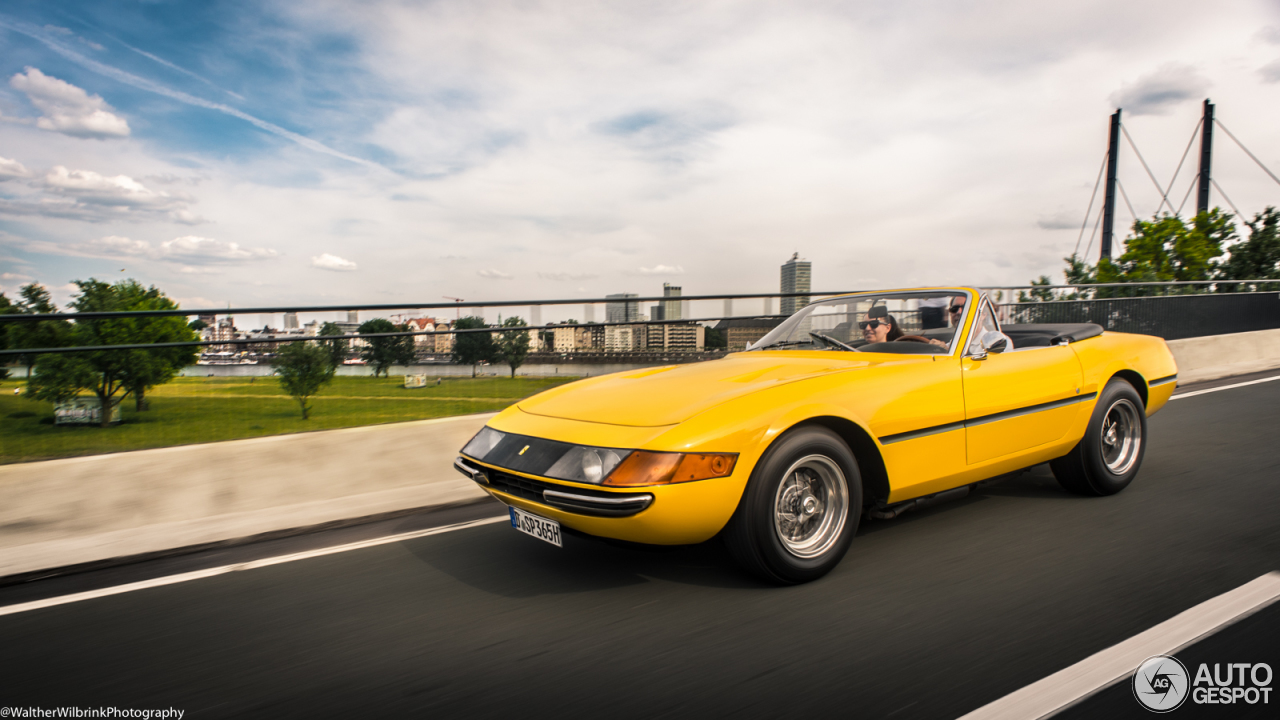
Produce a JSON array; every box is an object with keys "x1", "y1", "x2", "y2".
[
  {"x1": 1051, "y1": 378, "x2": 1147, "y2": 496},
  {"x1": 724, "y1": 426, "x2": 861, "y2": 584}
]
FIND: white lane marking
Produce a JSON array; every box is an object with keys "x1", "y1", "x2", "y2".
[
  {"x1": 0, "y1": 515, "x2": 507, "y2": 618},
  {"x1": 1172, "y1": 374, "x2": 1280, "y2": 400},
  {"x1": 959, "y1": 571, "x2": 1280, "y2": 720}
]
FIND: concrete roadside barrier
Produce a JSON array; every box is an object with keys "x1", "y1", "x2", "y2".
[
  {"x1": 0, "y1": 413, "x2": 493, "y2": 578},
  {"x1": 1166, "y1": 328, "x2": 1280, "y2": 384},
  {"x1": 1, "y1": 327, "x2": 1278, "y2": 580}
]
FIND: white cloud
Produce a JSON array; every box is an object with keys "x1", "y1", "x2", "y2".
[
  {"x1": 311, "y1": 253, "x2": 358, "y2": 271},
  {"x1": 0, "y1": 166, "x2": 206, "y2": 224},
  {"x1": 1261, "y1": 60, "x2": 1280, "y2": 84},
  {"x1": 85, "y1": 235, "x2": 153, "y2": 257},
  {"x1": 477, "y1": 269, "x2": 513, "y2": 279},
  {"x1": 0, "y1": 157, "x2": 31, "y2": 180},
  {"x1": 9, "y1": 67, "x2": 130, "y2": 139},
  {"x1": 160, "y1": 236, "x2": 277, "y2": 262},
  {"x1": 1109, "y1": 64, "x2": 1210, "y2": 116},
  {"x1": 75, "y1": 235, "x2": 277, "y2": 265},
  {"x1": 538, "y1": 271, "x2": 599, "y2": 281},
  {"x1": 638, "y1": 264, "x2": 685, "y2": 275},
  {"x1": 1036, "y1": 211, "x2": 1079, "y2": 230},
  {"x1": 44, "y1": 166, "x2": 174, "y2": 208}
]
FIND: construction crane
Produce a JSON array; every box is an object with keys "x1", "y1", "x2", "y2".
[{"x1": 443, "y1": 296, "x2": 464, "y2": 319}]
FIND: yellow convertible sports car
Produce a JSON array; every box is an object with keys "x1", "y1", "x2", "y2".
[{"x1": 455, "y1": 288, "x2": 1178, "y2": 583}]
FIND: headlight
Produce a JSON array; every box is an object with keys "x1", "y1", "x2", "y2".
[
  {"x1": 461, "y1": 427, "x2": 505, "y2": 461},
  {"x1": 460, "y1": 428, "x2": 735, "y2": 487}
]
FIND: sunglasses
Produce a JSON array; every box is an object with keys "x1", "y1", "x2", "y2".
[
  {"x1": 858, "y1": 320, "x2": 886, "y2": 330},
  {"x1": 949, "y1": 304, "x2": 965, "y2": 313}
]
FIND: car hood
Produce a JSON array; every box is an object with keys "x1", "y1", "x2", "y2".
[{"x1": 517, "y1": 352, "x2": 867, "y2": 427}]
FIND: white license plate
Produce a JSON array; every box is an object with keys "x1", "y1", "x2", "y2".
[{"x1": 509, "y1": 506, "x2": 562, "y2": 548}]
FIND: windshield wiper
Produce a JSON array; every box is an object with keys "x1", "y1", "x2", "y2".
[
  {"x1": 809, "y1": 332, "x2": 859, "y2": 352},
  {"x1": 748, "y1": 340, "x2": 813, "y2": 351}
]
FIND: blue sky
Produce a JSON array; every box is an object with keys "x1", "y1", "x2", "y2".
[{"x1": 2, "y1": 0, "x2": 1279, "y2": 323}]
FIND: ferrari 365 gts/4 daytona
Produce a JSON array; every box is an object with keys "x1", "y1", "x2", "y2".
[{"x1": 455, "y1": 288, "x2": 1177, "y2": 584}]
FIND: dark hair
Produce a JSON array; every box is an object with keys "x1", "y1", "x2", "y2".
[{"x1": 884, "y1": 314, "x2": 903, "y2": 341}]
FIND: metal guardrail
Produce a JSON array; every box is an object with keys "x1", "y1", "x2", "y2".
[
  {"x1": 3, "y1": 282, "x2": 1279, "y2": 356},
  {"x1": 0, "y1": 290, "x2": 834, "y2": 323},
  {"x1": 997, "y1": 290, "x2": 1280, "y2": 341}
]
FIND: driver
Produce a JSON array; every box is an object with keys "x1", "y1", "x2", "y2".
[{"x1": 859, "y1": 307, "x2": 903, "y2": 343}]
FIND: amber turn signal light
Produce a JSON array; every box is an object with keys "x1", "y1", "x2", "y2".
[{"x1": 603, "y1": 451, "x2": 737, "y2": 487}]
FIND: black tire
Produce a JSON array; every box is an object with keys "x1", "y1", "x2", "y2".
[
  {"x1": 1051, "y1": 378, "x2": 1147, "y2": 496},
  {"x1": 724, "y1": 426, "x2": 862, "y2": 584}
]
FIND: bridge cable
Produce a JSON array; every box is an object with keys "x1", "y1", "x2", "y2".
[
  {"x1": 1176, "y1": 173, "x2": 1199, "y2": 216},
  {"x1": 1120, "y1": 124, "x2": 1175, "y2": 214},
  {"x1": 1210, "y1": 178, "x2": 1244, "y2": 219},
  {"x1": 1116, "y1": 179, "x2": 1139, "y2": 225},
  {"x1": 1215, "y1": 119, "x2": 1280, "y2": 188},
  {"x1": 1074, "y1": 151, "x2": 1109, "y2": 257},
  {"x1": 1082, "y1": 202, "x2": 1106, "y2": 262},
  {"x1": 1160, "y1": 118, "x2": 1203, "y2": 215}
]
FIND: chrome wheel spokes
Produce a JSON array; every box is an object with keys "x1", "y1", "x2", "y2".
[
  {"x1": 773, "y1": 455, "x2": 849, "y2": 559},
  {"x1": 1100, "y1": 398, "x2": 1142, "y2": 474}
]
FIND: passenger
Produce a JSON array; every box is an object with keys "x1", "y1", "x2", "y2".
[
  {"x1": 859, "y1": 307, "x2": 903, "y2": 344},
  {"x1": 949, "y1": 295, "x2": 967, "y2": 326}
]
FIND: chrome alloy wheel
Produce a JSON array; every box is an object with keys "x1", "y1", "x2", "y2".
[
  {"x1": 772, "y1": 455, "x2": 849, "y2": 559},
  {"x1": 1100, "y1": 398, "x2": 1142, "y2": 474}
]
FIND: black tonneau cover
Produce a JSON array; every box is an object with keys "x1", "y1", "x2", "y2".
[{"x1": 1002, "y1": 323, "x2": 1104, "y2": 348}]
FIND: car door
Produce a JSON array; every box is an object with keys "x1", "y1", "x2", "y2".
[{"x1": 961, "y1": 300, "x2": 1086, "y2": 465}]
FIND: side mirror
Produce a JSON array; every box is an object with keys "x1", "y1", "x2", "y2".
[
  {"x1": 971, "y1": 331, "x2": 1007, "y2": 360},
  {"x1": 981, "y1": 331, "x2": 1008, "y2": 354}
]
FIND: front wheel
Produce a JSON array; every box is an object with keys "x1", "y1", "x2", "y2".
[
  {"x1": 1051, "y1": 378, "x2": 1147, "y2": 496},
  {"x1": 724, "y1": 426, "x2": 861, "y2": 584}
]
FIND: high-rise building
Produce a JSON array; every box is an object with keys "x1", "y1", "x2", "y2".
[
  {"x1": 780, "y1": 252, "x2": 811, "y2": 316},
  {"x1": 346, "y1": 310, "x2": 359, "y2": 324},
  {"x1": 662, "y1": 283, "x2": 682, "y2": 321},
  {"x1": 283, "y1": 312, "x2": 299, "y2": 329},
  {"x1": 605, "y1": 293, "x2": 639, "y2": 324}
]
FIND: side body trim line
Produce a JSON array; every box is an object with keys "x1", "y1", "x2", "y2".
[{"x1": 878, "y1": 392, "x2": 1098, "y2": 445}]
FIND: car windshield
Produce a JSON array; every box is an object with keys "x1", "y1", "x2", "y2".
[{"x1": 748, "y1": 291, "x2": 970, "y2": 353}]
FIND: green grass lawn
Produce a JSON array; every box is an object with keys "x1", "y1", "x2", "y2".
[{"x1": 0, "y1": 375, "x2": 577, "y2": 465}]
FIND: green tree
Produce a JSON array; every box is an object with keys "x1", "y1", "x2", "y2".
[
  {"x1": 704, "y1": 326, "x2": 727, "y2": 349},
  {"x1": 318, "y1": 321, "x2": 348, "y2": 368},
  {"x1": 1217, "y1": 206, "x2": 1280, "y2": 290},
  {"x1": 452, "y1": 316, "x2": 495, "y2": 377},
  {"x1": 27, "y1": 279, "x2": 197, "y2": 427},
  {"x1": 1095, "y1": 210, "x2": 1234, "y2": 295},
  {"x1": 1017, "y1": 276, "x2": 1055, "y2": 303},
  {"x1": 0, "y1": 292, "x2": 14, "y2": 379},
  {"x1": 120, "y1": 283, "x2": 199, "y2": 411},
  {"x1": 8, "y1": 283, "x2": 70, "y2": 380},
  {"x1": 358, "y1": 318, "x2": 416, "y2": 377},
  {"x1": 496, "y1": 316, "x2": 531, "y2": 378},
  {"x1": 274, "y1": 341, "x2": 335, "y2": 419},
  {"x1": 1062, "y1": 253, "x2": 1097, "y2": 293},
  {"x1": 188, "y1": 318, "x2": 208, "y2": 331}
]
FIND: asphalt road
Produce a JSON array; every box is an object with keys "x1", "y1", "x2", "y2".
[{"x1": 2, "y1": 374, "x2": 1278, "y2": 719}]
